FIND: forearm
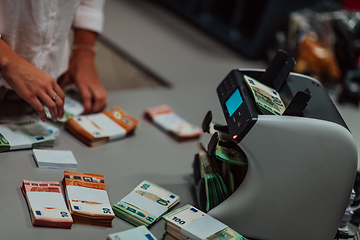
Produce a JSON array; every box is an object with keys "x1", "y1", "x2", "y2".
[
  {"x1": 72, "y1": 28, "x2": 98, "y2": 58},
  {"x1": 0, "y1": 38, "x2": 20, "y2": 74}
]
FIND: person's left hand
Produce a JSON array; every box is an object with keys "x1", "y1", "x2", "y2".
[{"x1": 58, "y1": 49, "x2": 108, "y2": 114}]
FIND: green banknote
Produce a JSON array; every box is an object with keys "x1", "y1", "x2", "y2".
[
  {"x1": 244, "y1": 74, "x2": 285, "y2": 115},
  {"x1": 197, "y1": 143, "x2": 229, "y2": 212},
  {"x1": 163, "y1": 204, "x2": 247, "y2": 240},
  {"x1": 0, "y1": 134, "x2": 10, "y2": 152},
  {"x1": 112, "y1": 180, "x2": 180, "y2": 227},
  {"x1": 215, "y1": 142, "x2": 247, "y2": 166}
]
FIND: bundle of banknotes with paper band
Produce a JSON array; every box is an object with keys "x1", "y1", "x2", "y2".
[
  {"x1": 244, "y1": 75, "x2": 285, "y2": 115},
  {"x1": 0, "y1": 118, "x2": 59, "y2": 153},
  {"x1": 65, "y1": 106, "x2": 139, "y2": 147},
  {"x1": 143, "y1": 105, "x2": 202, "y2": 141},
  {"x1": 45, "y1": 95, "x2": 84, "y2": 122},
  {"x1": 162, "y1": 204, "x2": 247, "y2": 240},
  {"x1": 21, "y1": 180, "x2": 73, "y2": 229},
  {"x1": 112, "y1": 180, "x2": 180, "y2": 227},
  {"x1": 107, "y1": 225, "x2": 156, "y2": 240},
  {"x1": 63, "y1": 171, "x2": 115, "y2": 227}
]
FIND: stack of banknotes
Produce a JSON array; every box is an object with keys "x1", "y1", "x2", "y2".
[
  {"x1": 243, "y1": 74, "x2": 285, "y2": 115},
  {"x1": 21, "y1": 180, "x2": 73, "y2": 229},
  {"x1": 112, "y1": 180, "x2": 180, "y2": 227},
  {"x1": 143, "y1": 104, "x2": 201, "y2": 141},
  {"x1": 107, "y1": 226, "x2": 156, "y2": 240},
  {"x1": 195, "y1": 143, "x2": 229, "y2": 212},
  {"x1": 162, "y1": 204, "x2": 248, "y2": 240},
  {"x1": 195, "y1": 119, "x2": 248, "y2": 211},
  {"x1": 65, "y1": 106, "x2": 139, "y2": 147},
  {"x1": 0, "y1": 118, "x2": 58, "y2": 153},
  {"x1": 63, "y1": 170, "x2": 115, "y2": 227}
]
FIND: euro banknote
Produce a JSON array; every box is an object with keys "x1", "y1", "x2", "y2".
[
  {"x1": 63, "y1": 170, "x2": 115, "y2": 227},
  {"x1": 163, "y1": 204, "x2": 247, "y2": 240},
  {"x1": 244, "y1": 74, "x2": 285, "y2": 115},
  {"x1": 65, "y1": 106, "x2": 139, "y2": 147},
  {"x1": 112, "y1": 180, "x2": 180, "y2": 227},
  {"x1": 21, "y1": 180, "x2": 73, "y2": 228},
  {"x1": 143, "y1": 104, "x2": 201, "y2": 141}
]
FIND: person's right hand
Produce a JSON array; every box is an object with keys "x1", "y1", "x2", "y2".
[{"x1": 0, "y1": 47, "x2": 65, "y2": 122}]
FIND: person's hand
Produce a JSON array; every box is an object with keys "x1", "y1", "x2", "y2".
[
  {"x1": 58, "y1": 49, "x2": 107, "y2": 114},
  {"x1": 1, "y1": 52, "x2": 65, "y2": 122}
]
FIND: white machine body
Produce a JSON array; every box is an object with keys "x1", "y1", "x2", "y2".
[
  {"x1": 209, "y1": 69, "x2": 358, "y2": 240},
  {"x1": 209, "y1": 114, "x2": 357, "y2": 240}
]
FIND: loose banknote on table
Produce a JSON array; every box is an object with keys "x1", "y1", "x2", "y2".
[
  {"x1": 63, "y1": 170, "x2": 115, "y2": 227},
  {"x1": 163, "y1": 204, "x2": 247, "y2": 240},
  {"x1": 243, "y1": 75, "x2": 285, "y2": 115},
  {"x1": 107, "y1": 225, "x2": 156, "y2": 240},
  {"x1": 112, "y1": 180, "x2": 180, "y2": 227},
  {"x1": 143, "y1": 104, "x2": 202, "y2": 141},
  {"x1": 21, "y1": 180, "x2": 73, "y2": 228},
  {"x1": 65, "y1": 106, "x2": 139, "y2": 147},
  {"x1": 0, "y1": 117, "x2": 59, "y2": 153}
]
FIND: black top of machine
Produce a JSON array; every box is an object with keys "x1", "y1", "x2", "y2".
[{"x1": 217, "y1": 51, "x2": 348, "y2": 144}]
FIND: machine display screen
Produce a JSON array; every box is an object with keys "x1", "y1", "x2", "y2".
[{"x1": 225, "y1": 88, "x2": 243, "y2": 117}]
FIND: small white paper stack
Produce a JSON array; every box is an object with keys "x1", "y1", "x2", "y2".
[{"x1": 33, "y1": 149, "x2": 77, "y2": 169}]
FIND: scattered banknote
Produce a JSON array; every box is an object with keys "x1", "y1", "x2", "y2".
[
  {"x1": 243, "y1": 75, "x2": 285, "y2": 115},
  {"x1": 143, "y1": 104, "x2": 201, "y2": 141},
  {"x1": 65, "y1": 106, "x2": 139, "y2": 147},
  {"x1": 63, "y1": 170, "x2": 115, "y2": 227},
  {"x1": 33, "y1": 149, "x2": 77, "y2": 169},
  {"x1": 20, "y1": 180, "x2": 73, "y2": 228},
  {"x1": 45, "y1": 95, "x2": 84, "y2": 122},
  {"x1": 196, "y1": 143, "x2": 229, "y2": 212},
  {"x1": 112, "y1": 180, "x2": 180, "y2": 227},
  {"x1": 163, "y1": 204, "x2": 247, "y2": 240},
  {"x1": 0, "y1": 118, "x2": 56, "y2": 153},
  {"x1": 107, "y1": 226, "x2": 156, "y2": 240}
]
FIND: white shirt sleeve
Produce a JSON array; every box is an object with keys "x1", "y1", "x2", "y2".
[{"x1": 73, "y1": 0, "x2": 105, "y2": 33}]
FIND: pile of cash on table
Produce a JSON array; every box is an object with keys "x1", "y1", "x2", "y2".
[
  {"x1": 112, "y1": 180, "x2": 180, "y2": 227},
  {"x1": 63, "y1": 170, "x2": 115, "y2": 227},
  {"x1": 162, "y1": 204, "x2": 247, "y2": 240},
  {"x1": 66, "y1": 106, "x2": 139, "y2": 147},
  {"x1": 0, "y1": 118, "x2": 59, "y2": 153},
  {"x1": 21, "y1": 180, "x2": 73, "y2": 229}
]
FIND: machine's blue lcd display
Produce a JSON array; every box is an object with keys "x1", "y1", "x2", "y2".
[{"x1": 225, "y1": 88, "x2": 243, "y2": 117}]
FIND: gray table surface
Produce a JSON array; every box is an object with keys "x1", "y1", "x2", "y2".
[
  {"x1": 1, "y1": 81, "x2": 360, "y2": 240},
  {"x1": 0, "y1": 82, "x2": 225, "y2": 240}
]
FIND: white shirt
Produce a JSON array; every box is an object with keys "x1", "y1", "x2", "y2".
[{"x1": 0, "y1": 0, "x2": 105, "y2": 89}]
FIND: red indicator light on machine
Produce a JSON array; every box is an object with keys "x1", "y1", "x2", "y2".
[{"x1": 233, "y1": 135, "x2": 238, "y2": 139}]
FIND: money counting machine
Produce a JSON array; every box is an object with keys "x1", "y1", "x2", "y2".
[{"x1": 196, "y1": 51, "x2": 358, "y2": 240}]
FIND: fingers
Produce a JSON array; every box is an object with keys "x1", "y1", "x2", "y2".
[
  {"x1": 38, "y1": 92, "x2": 59, "y2": 122},
  {"x1": 52, "y1": 82, "x2": 65, "y2": 118},
  {"x1": 78, "y1": 86, "x2": 92, "y2": 114},
  {"x1": 57, "y1": 72, "x2": 72, "y2": 88},
  {"x1": 27, "y1": 97, "x2": 47, "y2": 122},
  {"x1": 91, "y1": 89, "x2": 108, "y2": 113}
]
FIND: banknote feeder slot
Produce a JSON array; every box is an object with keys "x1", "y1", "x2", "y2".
[{"x1": 194, "y1": 51, "x2": 358, "y2": 240}]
